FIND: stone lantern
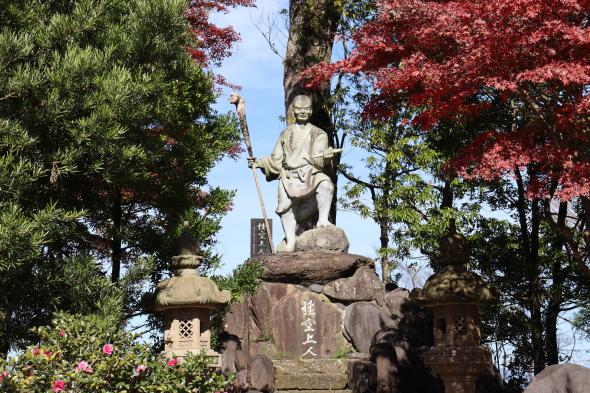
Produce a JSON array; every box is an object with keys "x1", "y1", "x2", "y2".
[
  {"x1": 147, "y1": 223, "x2": 231, "y2": 367},
  {"x1": 411, "y1": 223, "x2": 498, "y2": 393}
]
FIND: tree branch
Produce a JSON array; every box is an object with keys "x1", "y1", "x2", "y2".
[
  {"x1": 543, "y1": 202, "x2": 590, "y2": 282},
  {"x1": 0, "y1": 93, "x2": 16, "y2": 101},
  {"x1": 338, "y1": 166, "x2": 380, "y2": 190}
]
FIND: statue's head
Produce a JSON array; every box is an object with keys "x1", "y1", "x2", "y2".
[{"x1": 292, "y1": 95, "x2": 312, "y2": 124}]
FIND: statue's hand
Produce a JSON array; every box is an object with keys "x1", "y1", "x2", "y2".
[
  {"x1": 313, "y1": 147, "x2": 342, "y2": 160},
  {"x1": 247, "y1": 157, "x2": 258, "y2": 168}
]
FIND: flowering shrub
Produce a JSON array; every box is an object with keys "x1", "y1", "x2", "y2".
[{"x1": 0, "y1": 312, "x2": 233, "y2": 392}]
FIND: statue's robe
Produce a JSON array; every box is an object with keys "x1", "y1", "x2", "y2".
[{"x1": 259, "y1": 123, "x2": 333, "y2": 214}]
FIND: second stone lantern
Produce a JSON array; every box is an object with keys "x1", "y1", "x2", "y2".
[
  {"x1": 411, "y1": 223, "x2": 499, "y2": 393},
  {"x1": 147, "y1": 223, "x2": 231, "y2": 367}
]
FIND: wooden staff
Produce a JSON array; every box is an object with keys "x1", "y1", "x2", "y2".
[{"x1": 230, "y1": 93, "x2": 275, "y2": 253}]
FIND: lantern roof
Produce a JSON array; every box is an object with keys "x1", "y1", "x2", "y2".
[
  {"x1": 145, "y1": 222, "x2": 231, "y2": 312},
  {"x1": 411, "y1": 221, "x2": 498, "y2": 306}
]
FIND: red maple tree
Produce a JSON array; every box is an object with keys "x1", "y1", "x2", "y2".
[
  {"x1": 305, "y1": 0, "x2": 590, "y2": 199},
  {"x1": 186, "y1": 0, "x2": 254, "y2": 67}
]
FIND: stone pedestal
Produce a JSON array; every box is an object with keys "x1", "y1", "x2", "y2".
[
  {"x1": 222, "y1": 249, "x2": 446, "y2": 393},
  {"x1": 423, "y1": 346, "x2": 492, "y2": 393},
  {"x1": 249, "y1": 251, "x2": 373, "y2": 285}
]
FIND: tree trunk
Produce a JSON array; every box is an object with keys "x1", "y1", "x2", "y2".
[
  {"x1": 515, "y1": 167, "x2": 545, "y2": 374},
  {"x1": 111, "y1": 189, "x2": 122, "y2": 283},
  {"x1": 284, "y1": 0, "x2": 343, "y2": 222},
  {"x1": 545, "y1": 202, "x2": 567, "y2": 365},
  {"x1": 440, "y1": 179, "x2": 453, "y2": 209},
  {"x1": 379, "y1": 217, "x2": 390, "y2": 283},
  {"x1": 529, "y1": 197, "x2": 545, "y2": 374}
]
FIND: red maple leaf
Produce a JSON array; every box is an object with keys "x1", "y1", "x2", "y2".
[{"x1": 306, "y1": 0, "x2": 590, "y2": 199}]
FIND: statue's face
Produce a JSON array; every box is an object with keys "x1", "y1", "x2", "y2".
[{"x1": 293, "y1": 98, "x2": 312, "y2": 123}]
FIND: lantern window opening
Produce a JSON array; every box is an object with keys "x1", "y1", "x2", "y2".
[
  {"x1": 179, "y1": 319, "x2": 194, "y2": 340},
  {"x1": 436, "y1": 318, "x2": 446, "y2": 334},
  {"x1": 452, "y1": 315, "x2": 467, "y2": 336}
]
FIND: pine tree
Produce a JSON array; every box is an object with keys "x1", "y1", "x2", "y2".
[{"x1": 0, "y1": 0, "x2": 245, "y2": 356}]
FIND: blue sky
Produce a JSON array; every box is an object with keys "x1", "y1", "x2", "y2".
[{"x1": 209, "y1": 0, "x2": 380, "y2": 276}]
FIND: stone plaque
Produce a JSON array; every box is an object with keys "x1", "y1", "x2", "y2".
[
  {"x1": 269, "y1": 288, "x2": 343, "y2": 358},
  {"x1": 251, "y1": 218, "x2": 272, "y2": 257}
]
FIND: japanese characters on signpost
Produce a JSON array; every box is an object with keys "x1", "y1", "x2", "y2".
[
  {"x1": 250, "y1": 218, "x2": 273, "y2": 257},
  {"x1": 300, "y1": 298, "x2": 318, "y2": 358}
]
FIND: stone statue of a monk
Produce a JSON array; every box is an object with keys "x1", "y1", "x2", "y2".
[{"x1": 249, "y1": 95, "x2": 336, "y2": 252}]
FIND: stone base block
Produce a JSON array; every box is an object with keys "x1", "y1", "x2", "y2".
[
  {"x1": 294, "y1": 227, "x2": 349, "y2": 252},
  {"x1": 274, "y1": 359, "x2": 349, "y2": 390},
  {"x1": 274, "y1": 359, "x2": 349, "y2": 375},
  {"x1": 275, "y1": 374, "x2": 349, "y2": 390},
  {"x1": 277, "y1": 390, "x2": 352, "y2": 393},
  {"x1": 249, "y1": 252, "x2": 373, "y2": 285}
]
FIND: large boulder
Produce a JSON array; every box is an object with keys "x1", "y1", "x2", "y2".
[
  {"x1": 323, "y1": 266, "x2": 384, "y2": 304},
  {"x1": 249, "y1": 354, "x2": 275, "y2": 392},
  {"x1": 219, "y1": 332, "x2": 240, "y2": 375},
  {"x1": 223, "y1": 302, "x2": 249, "y2": 341},
  {"x1": 344, "y1": 302, "x2": 397, "y2": 353},
  {"x1": 369, "y1": 328, "x2": 442, "y2": 393},
  {"x1": 523, "y1": 364, "x2": 590, "y2": 393},
  {"x1": 348, "y1": 360, "x2": 377, "y2": 393},
  {"x1": 250, "y1": 252, "x2": 374, "y2": 285},
  {"x1": 294, "y1": 226, "x2": 349, "y2": 252},
  {"x1": 384, "y1": 288, "x2": 410, "y2": 319},
  {"x1": 369, "y1": 329, "x2": 399, "y2": 393},
  {"x1": 269, "y1": 286, "x2": 344, "y2": 358},
  {"x1": 238, "y1": 282, "x2": 346, "y2": 359},
  {"x1": 248, "y1": 282, "x2": 301, "y2": 339}
]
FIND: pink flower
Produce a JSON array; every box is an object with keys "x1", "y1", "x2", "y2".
[
  {"x1": 0, "y1": 371, "x2": 9, "y2": 382},
  {"x1": 43, "y1": 351, "x2": 53, "y2": 360},
  {"x1": 31, "y1": 346, "x2": 41, "y2": 356},
  {"x1": 52, "y1": 380, "x2": 65, "y2": 392},
  {"x1": 75, "y1": 360, "x2": 93, "y2": 374},
  {"x1": 166, "y1": 358, "x2": 178, "y2": 367},
  {"x1": 59, "y1": 330, "x2": 65, "y2": 337},
  {"x1": 102, "y1": 343, "x2": 113, "y2": 356},
  {"x1": 135, "y1": 364, "x2": 147, "y2": 373}
]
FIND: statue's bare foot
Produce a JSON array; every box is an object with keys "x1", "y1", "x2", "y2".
[{"x1": 316, "y1": 220, "x2": 335, "y2": 228}]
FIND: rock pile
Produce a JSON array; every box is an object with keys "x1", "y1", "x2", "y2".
[
  {"x1": 219, "y1": 249, "x2": 440, "y2": 393},
  {"x1": 219, "y1": 225, "x2": 509, "y2": 393}
]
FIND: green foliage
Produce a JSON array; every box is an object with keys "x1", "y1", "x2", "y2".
[
  {"x1": 332, "y1": 345, "x2": 353, "y2": 359},
  {"x1": 0, "y1": 311, "x2": 233, "y2": 393},
  {"x1": 333, "y1": 70, "x2": 479, "y2": 282},
  {"x1": 212, "y1": 261, "x2": 265, "y2": 304},
  {"x1": 572, "y1": 304, "x2": 590, "y2": 339},
  {"x1": 0, "y1": 0, "x2": 240, "y2": 354},
  {"x1": 209, "y1": 261, "x2": 265, "y2": 349}
]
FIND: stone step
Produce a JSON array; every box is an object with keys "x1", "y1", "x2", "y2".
[
  {"x1": 273, "y1": 359, "x2": 350, "y2": 390},
  {"x1": 275, "y1": 373, "x2": 348, "y2": 390},
  {"x1": 277, "y1": 390, "x2": 352, "y2": 393},
  {"x1": 273, "y1": 359, "x2": 349, "y2": 375}
]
